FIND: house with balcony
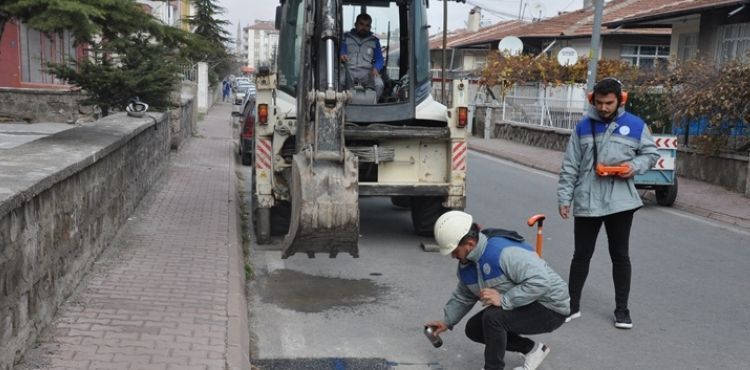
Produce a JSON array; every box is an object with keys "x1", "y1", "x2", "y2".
[
  {"x1": 605, "y1": 0, "x2": 750, "y2": 64},
  {"x1": 430, "y1": 0, "x2": 673, "y2": 78}
]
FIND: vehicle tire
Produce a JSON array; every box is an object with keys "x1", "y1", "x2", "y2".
[
  {"x1": 655, "y1": 177, "x2": 678, "y2": 207},
  {"x1": 270, "y1": 200, "x2": 291, "y2": 236},
  {"x1": 410, "y1": 196, "x2": 449, "y2": 237},
  {"x1": 241, "y1": 148, "x2": 252, "y2": 166},
  {"x1": 390, "y1": 196, "x2": 411, "y2": 209},
  {"x1": 255, "y1": 207, "x2": 271, "y2": 244}
]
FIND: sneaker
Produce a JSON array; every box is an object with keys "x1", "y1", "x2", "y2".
[
  {"x1": 564, "y1": 311, "x2": 581, "y2": 323},
  {"x1": 513, "y1": 342, "x2": 550, "y2": 370},
  {"x1": 614, "y1": 309, "x2": 633, "y2": 329}
]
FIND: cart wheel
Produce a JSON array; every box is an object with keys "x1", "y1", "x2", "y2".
[{"x1": 655, "y1": 177, "x2": 678, "y2": 207}]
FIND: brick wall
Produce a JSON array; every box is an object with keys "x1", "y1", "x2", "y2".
[{"x1": 0, "y1": 113, "x2": 170, "y2": 369}]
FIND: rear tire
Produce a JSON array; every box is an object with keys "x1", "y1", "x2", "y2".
[
  {"x1": 410, "y1": 196, "x2": 449, "y2": 237},
  {"x1": 241, "y1": 149, "x2": 252, "y2": 166},
  {"x1": 390, "y1": 196, "x2": 411, "y2": 209},
  {"x1": 255, "y1": 207, "x2": 271, "y2": 244},
  {"x1": 655, "y1": 177, "x2": 678, "y2": 206},
  {"x1": 270, "y1": 200, "x2": 291, "y2": 236}
]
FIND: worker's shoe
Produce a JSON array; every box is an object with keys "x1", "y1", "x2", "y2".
[
  {"x1": 564, "y1": 311, "x2": 581, "y2": 323},
  {"x1": 513, "y1": 342, "x2": 550, "y2": 370},
  {"x1": 614, "y1": 308, "x2": 633, "y2": 329}
]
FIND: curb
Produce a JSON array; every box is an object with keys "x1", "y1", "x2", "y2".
[{"x1": 227, "y1": 127, "x2": 252, "y2": 369}]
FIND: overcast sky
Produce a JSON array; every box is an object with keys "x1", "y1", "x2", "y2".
[{"x1": 218, "y1": 0, "x2": 590, "y2": 39}]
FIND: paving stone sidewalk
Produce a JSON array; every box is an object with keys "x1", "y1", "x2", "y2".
[{"x1": 17, "y1": 103, "x2": 249, "y2": 370}]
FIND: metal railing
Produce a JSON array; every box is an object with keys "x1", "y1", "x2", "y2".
[
  {"x1": 476, "y1": 83, "x2": 588, "y2": 131},
  {"x1": 181, "y1": 64, "x2": 197, "y2": 82}
]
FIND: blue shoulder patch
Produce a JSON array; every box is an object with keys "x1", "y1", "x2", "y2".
[
  {"x1": 577, "y1": 117, "x2": 609, "y2": 138},
  {"x1": 613, "y1": 112, "x2": 645, "y2": 141}
]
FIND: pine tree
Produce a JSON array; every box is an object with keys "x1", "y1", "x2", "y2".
[
  {"x1": 0, "y1": 0, "x2": 193, "y2": 116},
  {"x1": 188, "y1": 0, "x2": 231, "y2": 46},
  {"x1": 186, "y1": 0, "x2": 233, "y2": 85}
]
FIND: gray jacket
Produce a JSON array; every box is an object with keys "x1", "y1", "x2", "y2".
[
  {"x1": 442, "y1": 234, "x2": 570, "y2": 328},
  {"x1": 557, "y1": 108, "x2": 659, "y2": 217}
]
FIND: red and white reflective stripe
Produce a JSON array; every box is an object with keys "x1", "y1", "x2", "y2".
[
  {"x1": 256, "y1": 138, "x2": 272, "y2": 170},
  {"x1": 654, "y1": 137, "x2": 678, "y2": 149},
  {"x1": 653, "y1": 156, "x2": 675, "y2": 170},
  {"x1": 452, "y1": 141, "x2": 467, "y2": 171}
]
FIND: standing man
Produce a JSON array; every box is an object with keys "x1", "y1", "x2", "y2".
[
  {"x1": 557, "y1": 78, "x2": 659, "y2": 329},
  {"x1": 425, "y1": 211, "x2": 570, "y2": 370},
  {"x1": 222, "y1": 79, "x2": 231, "y2": 102},
  {"x1": 340, "y1": 13, "x2": 384, "y2": 100}
]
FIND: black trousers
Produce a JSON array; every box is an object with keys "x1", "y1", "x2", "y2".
[
  {"x1": 465, "y1": 303, "x2": 565, "y2": 370},
  {"x1": 569, "y1": 209, "x2": 636, "y2": 313}
]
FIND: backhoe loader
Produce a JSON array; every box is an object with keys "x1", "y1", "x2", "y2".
[{"x1": 251, "y1": 0, "x2": 469, "y2": 258}]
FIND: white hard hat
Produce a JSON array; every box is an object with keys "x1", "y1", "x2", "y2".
[{"x1": 434, "y1": 210, "x2": 473, "y2": 256}]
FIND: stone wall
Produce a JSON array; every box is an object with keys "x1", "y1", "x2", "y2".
[
  {"x1": 0, "y1": 88, "x2": 93, "y2": 124},
  {"x1": 0, "y1": 113, "x2": 170, "y2": 369},
  {"x1": 474, "y1": 107, "x2": 750, "y2": 197},
  {"x1": 677, "y1": 149, "x2": 749, "y2": 195},
  {"x1": 170, "y1": 81, "x2": 198, "y2": 150}
]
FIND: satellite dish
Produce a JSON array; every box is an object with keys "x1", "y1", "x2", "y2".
[
  {"x1": 497, "y1": 36, "x2": 523, "y2": 56},
  {"x1": 557, "y1": 47, "x2": 579, "y2": 66}
]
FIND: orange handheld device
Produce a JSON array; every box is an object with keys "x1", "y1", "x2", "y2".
[{"x1": 596, "y1": 163, "x2": 630, "y2": 177}]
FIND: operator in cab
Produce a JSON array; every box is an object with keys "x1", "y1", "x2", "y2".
[{"x1": 340, "y1": 13, "x2": 384, "y2": 101}]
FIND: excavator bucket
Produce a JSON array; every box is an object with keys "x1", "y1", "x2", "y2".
[{"x1": 280, "y1": 149, "x2": 360, "y2": 258}]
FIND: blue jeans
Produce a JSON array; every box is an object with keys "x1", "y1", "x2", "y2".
[{"x1": 465, "y1": 303, "x2": 565, "y2": 370}]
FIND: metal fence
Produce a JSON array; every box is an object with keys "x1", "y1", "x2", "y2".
[
  {"x1": 429, "y1": 79, "x2": 589, "y2": 130},
  {"x1": 477, "y1": 84, "x2": 588, "y2": 131},
  {"x1": 181, "y1": 64, "x2": 197, "y2": 82}
]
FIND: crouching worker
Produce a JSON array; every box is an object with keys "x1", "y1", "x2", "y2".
[{"x1": 425, "y1": 211, "x2": 570, "y2": 370}]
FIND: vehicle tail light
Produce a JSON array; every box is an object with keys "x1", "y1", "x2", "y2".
[
  {"x1": 243, "y1": 114, "x2": 255, "y2": 139},
  {"x1": 258, "y1": 104, "x2": 268, "y2": 124},
  {"x1": 457, "y1": 107, "x2": 468, "y2": 128}
]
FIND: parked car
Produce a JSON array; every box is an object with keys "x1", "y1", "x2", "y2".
[
  {"x1": 233, "y1": 84, "x2": 250, "y2": 105},
  {"x1": 231, "y1": 96, "x2": 255, "y2": 166}
]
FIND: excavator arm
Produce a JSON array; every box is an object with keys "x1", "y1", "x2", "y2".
[{"x1": 281, "y1": 0, "x2": 360, "y2": 258}]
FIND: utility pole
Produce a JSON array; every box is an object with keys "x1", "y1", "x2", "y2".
[{"x1": 586, "y1": 0, "x2": 604, "y2": 93}]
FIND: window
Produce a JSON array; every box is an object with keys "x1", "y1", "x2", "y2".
[
  {"x1": 677, "y1": 33, "x2": 698, "y2": 61},
  {"x1": 716, "y1": 22, "x2": 750, "y2": 64},
  {"x1": 413, "y1": 0, "x2": 431, "y2": 102},
  {"x1": 19, "y1": 24, "x2": 77, "y2": 84},
  {"x1": 620, "y1": 44, "x2": 669, "y2": 67},
  {"x1": 277, "y1": 0, "x2": 304, "y2": 94}
]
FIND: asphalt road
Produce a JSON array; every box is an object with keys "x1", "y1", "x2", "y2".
[{"x1": 244, "y1": 151, "x2": 750, "y2": 370}]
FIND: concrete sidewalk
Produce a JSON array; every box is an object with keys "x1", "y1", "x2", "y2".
[
  {"x1": 469, "y1": 136, "x2": 750, "y2": 230},
  {"x1": 18, "y1": 103, "x2": 249, "y2": 370}
]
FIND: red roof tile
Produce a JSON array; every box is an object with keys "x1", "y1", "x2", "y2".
[
  {"x1": 605, "y1": 0, "x2": 747, "y2": 26},
  {"x1": 246, "y1": 20, "x2": 276, "y2": 31},
  {"x1": 452, "y1": 0, "x2": 671, "y2": 48},
  {"x1": 429, "y1": 21, "x2": 527, "y2": 50}
]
